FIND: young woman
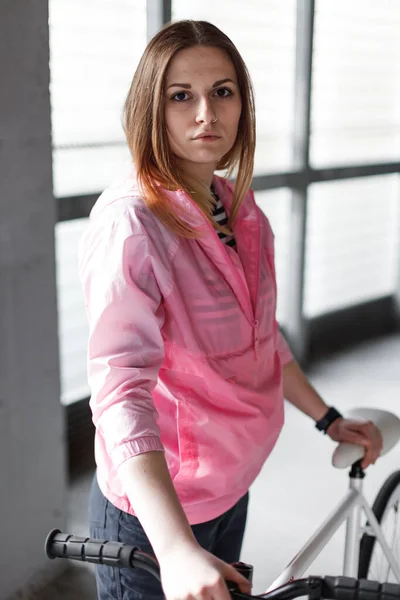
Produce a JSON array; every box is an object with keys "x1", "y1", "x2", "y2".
[{"x1": 79, "y1": 20, "x2": 382, "y2": 600}]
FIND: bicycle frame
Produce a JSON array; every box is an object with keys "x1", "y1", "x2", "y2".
[{"x1": 266, "y1": 465, "x2": 400, "y2": 592}]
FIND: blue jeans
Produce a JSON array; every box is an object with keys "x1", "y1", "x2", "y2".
[{"x1": 89, "y1": 473, "x2": 249, "y2": 599}]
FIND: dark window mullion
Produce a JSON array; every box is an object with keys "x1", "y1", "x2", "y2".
[
  {"x1": 147, "y1": 0, "x2": 165, "y2": 40},
  {"x1": 284, "y1": 0, "x2": 315, "y2": 364},
  {"x1": 163, "y1": 0, "x2": 172, "y2": 24}
]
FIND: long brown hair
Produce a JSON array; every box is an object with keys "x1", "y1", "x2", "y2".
[{"x1": 123, "y1": 20, "x2": 256, "y2": 238}]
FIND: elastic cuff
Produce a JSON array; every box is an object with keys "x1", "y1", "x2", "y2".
[{"x1": 112, "y1": 436, "x2": 165, "y2": 469}]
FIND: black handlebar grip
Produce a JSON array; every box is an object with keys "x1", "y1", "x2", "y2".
[
  {"x1": 45, "y1": 529, "x2": 136, "y2": 568},
  {"x1": 323, "y1": 576, "x2": 400, "y2": 600}
]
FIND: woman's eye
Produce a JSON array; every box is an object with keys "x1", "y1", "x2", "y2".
[
  {"x1": 172, "y1": 91, "x2": 190, "y2": 102},
  {"x1": 214, "y1": 87, "x2": 233, "y2": 98}
]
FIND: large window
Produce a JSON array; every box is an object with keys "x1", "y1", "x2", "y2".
[
  {"x1": 52, "y1": 2, "x2": 400, "y2": 403},
  {"x1": 49, "y1": 0, "x2": 146, "y2": 197},
  {"x1": 304, "y1": 175, "x2": 400, "y2": 317},
  {"x1": 310, "y1": 0, "x2": 400, "y2": 167}
]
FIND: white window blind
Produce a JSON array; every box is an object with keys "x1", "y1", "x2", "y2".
[
  {"x1": 49, "y1": 0, "x2": 147, "y2": 197},
  {"x1": 255, "y1": 189, "x2": 291, "y2": 325},
  {"x1": 55, "y1": 219, "x2": 90, "y2": 405},
  {"x1": 311, "y1": 0, "x2": 400, "y2": 167},
  {"x1": 304, "y1": 175, "x2": 400, "y2": 318},
  {"x1": 172, "y1": 0, "x2": 297, "y2": 174}
]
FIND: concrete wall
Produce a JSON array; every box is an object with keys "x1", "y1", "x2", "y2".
[{"x1": 0, "y1": 2, "x2": 67, "y2": 598}]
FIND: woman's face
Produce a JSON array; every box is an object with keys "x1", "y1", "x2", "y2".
[{"x1": 164, "y1": 45, "x2": 242, "y2": 182}]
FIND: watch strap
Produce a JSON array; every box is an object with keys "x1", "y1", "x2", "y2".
[{"x1": 315, "y1": 406, "x2": 343, "y2": 434}]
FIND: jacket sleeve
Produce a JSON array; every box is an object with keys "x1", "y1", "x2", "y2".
[
  {"x1": 256, "y1": 200, "x2": 294, "y2": 367},
  {"x1": 79, "y1": 209, "x2": 166, "y2": 470},
  {"x1": 276, "y1": 330, "x2": 293, "y2": 366}
]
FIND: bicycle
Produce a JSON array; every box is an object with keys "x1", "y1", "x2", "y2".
[{"x1": 45, "y1": 407, "x2": 400, "y2": 599}]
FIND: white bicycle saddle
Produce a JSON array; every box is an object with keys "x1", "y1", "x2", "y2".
[{"x1": 332, "y1": 408, "x2": 400, "y2": 469}]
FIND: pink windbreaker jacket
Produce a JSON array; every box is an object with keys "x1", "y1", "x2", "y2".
[{"x1": 79, "y1": 167, "x2": 293, "y2": 524}]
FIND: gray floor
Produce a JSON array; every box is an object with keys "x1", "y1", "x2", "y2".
[{"x1": 43, "y1": 332, "x2": 400, "y2": 598}]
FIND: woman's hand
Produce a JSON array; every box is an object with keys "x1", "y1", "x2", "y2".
[
  {"x1": 159, "y1": 540, "x2": 251, "y2": 600},
  {"x1": 327, "y1": 418, "x2": 383, "y2": 468}
]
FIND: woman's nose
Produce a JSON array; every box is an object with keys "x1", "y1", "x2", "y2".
[{"x1": 195, "y1": 98, "x2": 217, "y2": 125}]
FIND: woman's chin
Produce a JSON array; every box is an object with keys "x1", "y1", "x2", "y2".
[{"x1": 188, "y1": 150, "x2": 226, "y2": 165}]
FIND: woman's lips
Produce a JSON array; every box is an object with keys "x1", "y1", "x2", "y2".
[{"x1": 193, "y1": 135, "x2": 221, "y2": 142}]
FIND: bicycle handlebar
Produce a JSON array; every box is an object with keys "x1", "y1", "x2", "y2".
[
  {"x1": 45, "y1": 529, "x2": 160, "y2": 579},
  {"x1": 45, "y1": 530, "x2": 400, "y2": 600}
]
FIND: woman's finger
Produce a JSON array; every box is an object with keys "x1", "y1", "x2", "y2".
[
  {"x1": 344, "y1": 420, "x2": 373, "y2": 434},
  {"x1": 221, "y1": 564, "x2": 251, "y2": 595},
  {"x1": 344, "y1": 422, "x2": 381, "y2": 448},
  {"x1": 354, "y1": 423, "x2": 381, "y2": 467},
  {"x1": 361, "y1": 443, "x2": 375, "y2": 468},
  {"x1": 337, "y1": 426, "x2": 376, "y2": 468},
  {"x1": 339, "y1": 429, "x2": 369, "y2": 447},
  {"x1": 352, "y1": 421, "x2": 383, "y2": 456},
  {"x1": 332, "y1": 419, "x2": 382, "y2": 468}
]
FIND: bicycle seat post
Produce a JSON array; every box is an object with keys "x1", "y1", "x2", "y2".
[{"x1": 343, "y1": 460, "x2": 365, "y2": 578}]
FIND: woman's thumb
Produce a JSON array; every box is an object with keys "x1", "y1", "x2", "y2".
[{"x1": 223, "y1": 563, "x2": 252, "y2": 593}]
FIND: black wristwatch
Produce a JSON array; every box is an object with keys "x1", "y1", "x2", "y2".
[{"x1": 315, "y1": 407, "x2": 343, "y2": 434}]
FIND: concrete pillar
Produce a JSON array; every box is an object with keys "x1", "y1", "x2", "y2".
[{"x1": 0, "y1": 2, "x2": 67, "y2": 598}]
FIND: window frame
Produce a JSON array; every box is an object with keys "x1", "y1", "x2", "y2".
[{"x1": 55, "y1": 0, "x2": 400, "y2": 365}]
